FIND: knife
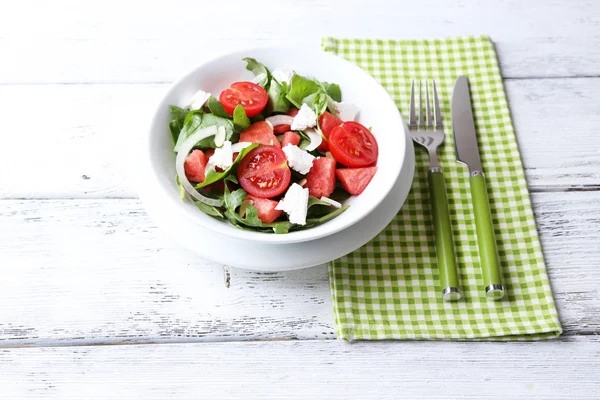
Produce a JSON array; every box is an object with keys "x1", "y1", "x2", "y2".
[{"x1": 451, "y1": 76, "x2": 504, "y2": 300}]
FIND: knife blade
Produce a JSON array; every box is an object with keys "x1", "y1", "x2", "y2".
[{"x1": 451, "y1": 76, "x2": 505, "y2": 300}]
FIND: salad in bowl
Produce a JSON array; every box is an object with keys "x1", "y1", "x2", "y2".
[{"x1": 171, "y1": 58, "x2": 379, "y2": 234}]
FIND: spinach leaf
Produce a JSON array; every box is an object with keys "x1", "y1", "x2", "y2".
[
  {"x1": 286, "y1": 74, "x2": 322, "y2": 109},
  {"x1": 321, "y1": 82, "x2": 342, "y2": 102},
  {"x1": 196, "y1": 143, "x2": 259, "y2": 188},
  {"x1": 174, "y1": 112, "x2": 234, "y2": 152},
  {"x1": 233, "y1": 104, "x2": 251, "y2": 132},
  {"x1": 243, "y1": 57, "x2": 271, "y2": 87},
  {"x1": 195, "y1": 201, "x2": 224, "y2": 219},
  {"x1": 175, "y1": 175, "x2": 186, "y2": 200},
  {"x1": 297, "y1": 130, "x2": 312, "y2": 150},
  {"x1": 306, "y1": 205, "x2": 350, "y2": 225},
  {"x1": 169, "y1": 105, "x2": 191, "y2": 145},
  {"x1": 207, "y1": 96, "x2": 231, "y2": 119},
  {"x1": 267, "y1": 79, "x2": 291, "y2": 114}
]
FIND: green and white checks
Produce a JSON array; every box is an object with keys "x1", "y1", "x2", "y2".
[{"x1": 323, "y1": 36, "x2": 562, "y2": 341}]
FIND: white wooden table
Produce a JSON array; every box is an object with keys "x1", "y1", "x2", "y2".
[{"x1": 1, "y1": 1, "x2": 599, "y2": 398}]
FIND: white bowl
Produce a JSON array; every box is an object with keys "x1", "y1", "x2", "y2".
[{"x1": 141, "y1": 47, "x2": 406, "y2": 245}]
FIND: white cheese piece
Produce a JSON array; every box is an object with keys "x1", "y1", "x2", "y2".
[
  {"x1": 186, "y1": 89, "x2": 212, "y2": 110},
  {"x1": 282, "y1": 144, "x2": 315, "y2": 175},
  {"x1": 272, "y1": 68, "x2": 295, "y2": 85},
  {"x1": 214, "y1": 126, "x2": 226, "y2": 147},
  {"x1": 207, "y1": 140, "x2": 233, "y2": 170},
  {"x1": 275, "y1": 183, "x2": 309, "y2": 225},
  {"x1": 291, "y1": 103, "x2": 317, "y2": 131},
  {"x1": 329, "y1": 100, "x2": 360, "y2": 121}
]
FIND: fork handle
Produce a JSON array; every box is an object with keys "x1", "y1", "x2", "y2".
[
  {"x1": 428, "y1": 170, "x2": 461, "y2": 301},
  {"x1": 470, "y1": 174, "x2": 504, "y2": 300}
]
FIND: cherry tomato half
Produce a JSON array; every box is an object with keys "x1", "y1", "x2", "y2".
[
  {"x1": 237, "y1": 145, "x2": 291, "y2": 198},
  {"x1": 219, "y1": 81, "x2": 268, "y2": 117},
  {"x1": 328, "y1": 122, "x2": 378, "y2": 167}
]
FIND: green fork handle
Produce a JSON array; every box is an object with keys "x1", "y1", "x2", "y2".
[
  {"x1": 470, "y1": 174, "x2": 505, "y2": 300},
  {"x1": 428, "y1": 170, "x2": 461, "y2": 301}
]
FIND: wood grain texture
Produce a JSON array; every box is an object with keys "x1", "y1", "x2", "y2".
[
  {"x1": 0, "y1": 338, "x2": 599, "y2": 399},
  {"x1": 1, "y1": 0, "x2": 599, "y2": 83},
  {"x1": 1, "y1": 78, "x2": 599, "y2": 199},
  {"x1": 0, "y1": 192, "x2": 598, "y2": 345}
]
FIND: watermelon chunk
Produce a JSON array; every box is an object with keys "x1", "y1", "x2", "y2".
[
  {"x1": 240, "y1": 121, "x2": 280, "y2": 148},
  {"x1": 280, "y1": 131, "x2": 301, "y2": 147},
  {"x1": 336, "y1": 166, "x2": 377, "y2": 195},
  {"x1": 273, "y1": 124, "x2": 291, "y2": 134},
  {"x1": 305, "y1": 157, "x2": 336, "y2": 198},
  {"x1": 184, "y1": 150, "x2": 208, "y2": 182},
  {"x1": 243, "y1": 195, "x2": 283, "y2": 223}
]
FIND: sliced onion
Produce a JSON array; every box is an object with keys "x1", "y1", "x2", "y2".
[
  {"x1": 298, "y1": 178, "x2": 307, "y2": 187},
  {"x1": 320, "y1": 196, "x2": 342, "y2": 209},
  {"x1": 214, "y1": 126, "x2": 226, "y2": 147},
  {"x1": 231, "y1": 141, "x2": 253, "y2": 153},
  {"x1": 175, "y1": 126, "x2": 221, "y2": 206},
  {"x1": 251, "y1": 73, "x2": 267, "y2": 85},
  {"x1": 266, "y1": 115, "x2": 294, "y2": 127},
  {"x1": 304, "y1": 128, "x2": 323, "y2": 151}
]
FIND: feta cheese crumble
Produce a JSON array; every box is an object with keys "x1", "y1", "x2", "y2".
[
  {"x1": 282, "y1": 144, "x2": 315, "y2": 175},
  {"x1": 291, "y1": 103, "x2": 317, "y2": 131},
  {"x1": 186, "y1": 89, "x2": 211, "y2": 110},
  {"x1": 275, "y1": 183, "x2": 309, "y2": 225},
  {"x1": 207, "y1": 140, "x2": 233, "y2": 170}
]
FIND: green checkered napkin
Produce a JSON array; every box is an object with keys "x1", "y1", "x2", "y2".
[{"x1": 323, "y1": 36, "x2": 562, "y2": 341}]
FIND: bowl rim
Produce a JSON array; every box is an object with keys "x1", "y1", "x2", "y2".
[{"x1": 143, "y1": 46, "x2": 407, "y2": 244}]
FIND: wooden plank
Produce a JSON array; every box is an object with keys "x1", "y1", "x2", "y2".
[
  {"x1": 0, "y1": 338, "x2": 599, "y2": 399},
  {"x1": 1, "y1": 78, "x2": 599, "y2": 199},
  {"x1": 0, "y1": 191, "x2": 598, "y2": 346},
  {"x1": 1, "y1": 0, "x2": 599, "y2": 83}
]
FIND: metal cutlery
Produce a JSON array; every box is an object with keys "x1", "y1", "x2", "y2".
[
  {"x1": 409, "y1": 80, "x2": 461, "y2": 301},
  {"x1": 451, "y1": 76, "x2": 504, "y2": 300}
]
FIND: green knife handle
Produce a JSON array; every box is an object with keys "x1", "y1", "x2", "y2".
[
  {"x1": 428, "y1": 170, "x2": 461, "y2": 301},
  {"x1": 470, "y1": 174, "x2": 504, "y2": 300}
]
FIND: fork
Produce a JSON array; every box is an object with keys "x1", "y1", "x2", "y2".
[{"x1": 409, "y1": 80, "x2": 461, "y2": 301}]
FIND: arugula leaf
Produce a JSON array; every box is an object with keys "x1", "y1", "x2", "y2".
[
  {"x1": 243, "y1": 57, "x2": 271, "y2": 87},
  {"x1": 196, "y1": 143, "x2": 259, "y2": 188},
  {"x1": 168, "y1": 105, "x2": 191, "y2": 145},
  {"x1": 297, "y1": 130, "x2": 312, "y2": 150},
  {"x1": 267, "y1": 79, "x2": 291, "y2": 114},
  {"x1": 175, "y1": 175, "x2": 186, "y2": 200},
  {"x1": 195, "y1": 201, "x2": 224, "y2": 219},
  {"x1": 207, "y1": 96, "x2": 231, "y2": 119},
  {"x1": 233, "y1": 104, "x2": 251, "y2": 132},
  {"x1": 306, "y1": 205, "x2": 350, "y2": 225},
  {"x1": 321, "y1": 82, "x2": 342, "y2": 102},
  {"x1": 286, "y1": 74, "x2": 322, "y2": 109},
  {"x1": 174, "y1": 112, "x2": 234, "y2": 152}
]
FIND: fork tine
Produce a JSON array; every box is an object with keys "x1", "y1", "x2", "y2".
[
  {"x1": 426, "y1": 80, "x2": 433, "y2": 129},
  {"x1": 409, "y1": 80, "x2": 416, "y2": 128},
  {"x1": 419, "y1": 81, "x2": 425, "y2": 129},
  {"x1": 432, "y1": 80, "x2": 443, "y2": 128}
]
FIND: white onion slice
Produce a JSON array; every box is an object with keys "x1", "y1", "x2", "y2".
[
  {"x1": 231, "y1": 141, "x2": 253, "y2": 153},
  {"x1": 320, "y1": 196, "x2": 342, "y2": 209},
  {"x1": 304, "y1": 128, "x2": 323, "y2": 151},
  {"x1": 175, "y1": 126, "x2": 221, "y2": 206},
  {"x1": 266, "y1": 115, "x2": 294, "y2": 127},
  {"x1": 214, "y1": 126, "x2": 226, "y2": 147}
]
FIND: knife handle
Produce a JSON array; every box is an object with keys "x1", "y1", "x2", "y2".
[
  {"x1": 428, "y1": 170, "x2": 461, "y2": 301},
  {"x1": 469, "y1": 173, "x2": 505, "y2": 300}
]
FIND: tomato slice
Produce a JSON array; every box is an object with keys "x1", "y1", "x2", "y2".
[
  {"x1": 239, "y1": 121, "x2": 280, "y2": 148},
  {"x1": 219, "y1": 81, "x2": 268, "y2": 117},
  {"x1": 237, "y1": 145, "x2": 291, "y2": 198},
  {"x1": 317, "y1": 111, "x2": 343, "y2": 152},
  {"x1": 328, "y1": 122, "x2": 378, "y2": 167},
  {"x1": 336, "y1": 166, "x2": 378, "y2": 195},
  {"x1": 280, "y1": 131, "x2": 301, "y2": 147},
  {"x1": 184, "y1": 150, "x2": 208, "y2": 182},
  {"x1": 305, "y1": 157, "x2": 336, "y2": 198}
]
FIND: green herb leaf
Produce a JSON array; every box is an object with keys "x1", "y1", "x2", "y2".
[
  {"x1": 267, "y1": 79, "x2": 291, "y2": 114},
  {"x1": 196, "y1": 143, "x2": 259, "y2": 188},
  {"x1": 174, "y1": 112, "x2": 234, "y2": 152},
  {"x1": 175, "y1": 175, "x2": 186, "y2": 201},
  {"x1": 233, "y1": 104, "x2": 251, "y2": 132},
  {"x1": 306, "y1": 205, "x2": 350, "y2": 225},
  {"x1": 243, "y1": 57, "x2": 271, "y2": 87},
  {"x1": 194, "y1": 201, "x2": 224, "y2": 219},
  {"x1": 168, "y1": 105, "x2": 191, "y2": 145},
  {"x1": 285, "y1": 74, "x2": 322, "y2": 109},
  {"x1": 321, "y1": 82, "x2": 342, "y2": 102},
  {"x1": 207, "y1": 96, "x2": 231, "y2": 119}
]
